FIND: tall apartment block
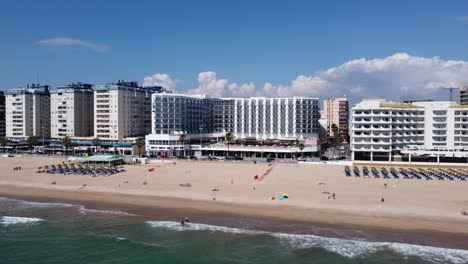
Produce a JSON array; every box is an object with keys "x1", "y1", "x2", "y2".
[
  {"x1": 0, "y1": 91, "x2": 5, "y2": 137},
  {"x1": 321, "y1": 97, "x2": 349, "y2": 142},
  {"x1": 94, "y1": 81, "x2": 158, "y2": 141},
  {"x1": 460, "y1": 86, "x2": 468, "y2": 105},
  {"x1": 350, "y1": 99, "x2": 468, "y2": 162},
  {"x1": 5, "y1": 84, "x2": 50, "y2": 139},
  {"x1": 50, "y1": 83, "x2": 94, "y2": 138}
]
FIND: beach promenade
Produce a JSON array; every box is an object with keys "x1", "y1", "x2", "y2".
[{"x1": 0, "y1": 155, "x2": 467, "y2": 235}]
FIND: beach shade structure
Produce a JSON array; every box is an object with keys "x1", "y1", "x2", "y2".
[
  {"x1": 399, "y1": 168, "x2": 410, "y2": 179},
  {"x1": 362, "y1": 166, "x2": 370, "y2": 177},
  {"x1": 389, "y1": 168, "x2": 399, "y2": 179},
  {"x1": 370, "y1": 167, "x2": 380, "y2": 178},
  {"x1": 352, "y1": 166, "x2": 360, "y2": 177},
  {"x1": 344, "y1": 166, "x2": 351, "y2": 177},
  {"x1": 380, "y1": 168, "x2": 390, "y2": 179}
]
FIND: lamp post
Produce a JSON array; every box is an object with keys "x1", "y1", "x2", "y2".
[
  {"x1": 41, "y1": 126, "x2": 45, "y2": 153},
  {"x1": 199, "y1": 125, "x2": 204, "y2": 157}
]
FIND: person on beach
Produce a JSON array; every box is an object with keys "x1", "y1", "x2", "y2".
[
  {"x1": 381, "y1": 197, "x2": 385, "y2": 202},
  {"x1": 181, "y1": 220, "x2": 185, "y2": 227},
  {"x1": 384, "y1": 183, "x2": 387, "y2": 188},
  {"x1": 328, "y1": 194, "x2": 331, "y2": 199},
  {"x1": 185, "y1": 217, "x2": 189, "y2": 223},
  {"x1": 332, "y1": 193, "x2": 336, "y2": 199}
]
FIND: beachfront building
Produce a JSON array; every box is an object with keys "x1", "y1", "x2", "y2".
[
  {"x1": 321, "y1": 97, "x2": 349, "y2": 142},
  {"x1": 146, "y1": 94, "x2": 320, "y2": 158},
  {"x1": 5, "y1": 84, "x2": 50, "y2": 140},
  {"x1": 350, "y1": 99, "x2": 468, "y2": 163},
  {"x1": 50, "y1": 82, "x2": 94, "y2": 138},
  {"x1": 460, "y1": 86, "x2": 468, "y2": 105},
  {"x1": 0, "y1": 91, "x2": 5, "y2": 137},
  {"x1": 93, "y1": 81, "x2": 157, "y2": 141}
]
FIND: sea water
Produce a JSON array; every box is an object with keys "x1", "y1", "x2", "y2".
[{"x1": 1, "y1": 196, "x2": 468, "y2": 264}]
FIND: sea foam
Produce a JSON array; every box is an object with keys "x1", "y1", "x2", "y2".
[
  {"x1": 0, "y1": 216, "x2": 45, "y2": 226},
  {"x1": 147, "y1": 220, "x2": 468, "y2": 264}
]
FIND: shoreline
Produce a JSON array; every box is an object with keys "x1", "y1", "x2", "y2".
[{"x1": 2, "y1": 183, "x2": 468, "y2": 251}]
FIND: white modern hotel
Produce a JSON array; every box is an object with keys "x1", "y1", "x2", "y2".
[
  {"x1": 145, "y1": 93, "x2": 320, "y2": 158},
  {"x1": 350, "y1": 99, "x2": 468, "y2": 163}
]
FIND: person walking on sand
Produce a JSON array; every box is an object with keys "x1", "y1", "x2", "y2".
[
  {"x1": 328, "y1": 194, "x2": 331, "y2": 199},
  {"x1": 384, "y1": 183, "x2": 387, "y2": 188},
  {"x1": 332, "y1": 193, "x2": 336, "y2": 199},
  {"x1": 381, "y1": 197, "x2": 385, "y2": 202}
]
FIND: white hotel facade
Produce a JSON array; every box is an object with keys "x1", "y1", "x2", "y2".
[
  {"x1": 146, "y1": 94, "x2": 320, "y2": 157},
  {"x1": 5, "y1": 84, "x2": 51, "y2": 139},
  {"x1": 350, "y1": 99, "x2": 468, "y2": 162}
]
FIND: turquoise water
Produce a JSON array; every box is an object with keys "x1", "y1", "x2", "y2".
[{"x1": 1, "y1": 197, "x2": 468, "y2": 264}]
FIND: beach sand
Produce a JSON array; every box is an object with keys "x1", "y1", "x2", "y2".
[{"x1": 1, "y1": 155, "x2": 467, "y2": 236}]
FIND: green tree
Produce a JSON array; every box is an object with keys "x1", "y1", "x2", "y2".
[
  {"x1": 27, "y1": 136, "x2": 37, "y2": 150},
  {"x1": 331, "y1": 123, "x2": 342, "y2": 148},
  {"x1": 298, "y1": 142, "x2": 305, "y2": 158},
  {"x1": 225, "y1": 132, "x2": 233, "y2": 157},
  {"x1": 178, "y1": 134, "x2": 186, "y2": 157},
  {"x1": 136, "y1": 138, "x2": 145, "y2": 157},
  {"x1": 62, "y1": 136, "x2": 72, "y2": 155},
  {"x1": 92, "y1": 138, "x2": 101, "y2": 154}
]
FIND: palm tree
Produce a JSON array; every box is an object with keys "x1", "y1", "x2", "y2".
[
  {"x1": 27, "y1": 136, "x2": 37, "y2": 151},
  {"x1": 298, "y1": 143, "x2": 305, "y2": 158},
  {"x1": 136, "y1": 138, "x2": 145, "y2": 157},
  {"x1": 225, "y1": 132, "x2": 233, "y2": 157},
  {"x1": 92, "y1": 138, "x2": 101, "y2": 154},
  {"x1": 0, "y1": 137, "x2": 7, "y2": 153},
  {"x1": 62, "y1": 136, "x2": 72, "y2": 155},
  {"x1": 178, "y1": 134, "x2": 186, "y2": 157}
]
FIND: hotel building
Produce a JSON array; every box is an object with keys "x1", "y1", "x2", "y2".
[
  {"x1": 50, "y1": 83, "x2": 94, "y2": 138},
  {"x1": 350, "y1": 99, "x2": 468, "y2": 162},
  {"x1": 146, "y1": 94, "x2": 320, "y2": 158},
  {"x1": 5, "y1": 84, "x2": 50, "y2": 139},
  {"x1": 93, "y1": 81, "x2": 158, "y2": 141},
  {"x1": 321, "y1": 97, "x2": 349, "y2": 142}
]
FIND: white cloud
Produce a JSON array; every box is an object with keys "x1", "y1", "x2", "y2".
[
  {"x1": 261, "y1": 53, "x2": 468, "y2": 102},
  {"x1": 37, "y1": 37, "x2": 110, "y2": 52},
  {"x1": 188, "y1": 71, "x2": 256, "y2": 98},
  {"x1": 143, "y1": 53, "x2": 468, "y2": 102},
  {"x1": 143, "y1": 73, "x2": 178, "y2": 91}
]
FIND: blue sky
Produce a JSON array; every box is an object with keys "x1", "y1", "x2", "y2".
[{"x1": 1, "y1": 0, "x2": 467, "y2": 102}]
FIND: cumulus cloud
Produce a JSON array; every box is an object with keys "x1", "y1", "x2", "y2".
[
  {"x1": 143, "y1": 73, "x2": 178, "y2": 91},
  {"x1": 261, "y1": 53, "x2": 468, "y2": 102},
  {"x1": 37, "y1": 37, "x2": 110, "y2": 52},
  {"x1": 188, "y1": 71, "x2": 256, "y2": 98},
  {"x1": 143, "y1": 53, "x2": 468, "y2": 102}
]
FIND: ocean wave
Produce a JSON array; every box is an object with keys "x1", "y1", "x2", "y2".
[
  {"x1": 0, "y1": 197, "x2": 137, "y2": 216},
  {"x1": 0, "y1": 216, "x2": 45, "y2": 226},
  {"x1": 0, "y1": 196, "x2": 78, "y2": 209},
  {"x1": 78, "y1": 208, "x2": 137, "y2": 216},
  {"x1": 147, "y1": 221, "x2": 267, "y2": 234},
  {"x1": 147, "y1": 221, "x2": 468, "y2": 264}
]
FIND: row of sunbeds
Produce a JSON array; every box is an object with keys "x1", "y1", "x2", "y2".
[{"x1": 344, "y1": 165, "x2": 467, "y2": 181}]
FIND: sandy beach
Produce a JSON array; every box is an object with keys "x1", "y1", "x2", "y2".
[{"x1": 1, "y1": 155, "x2": 467, "y2": 236}]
